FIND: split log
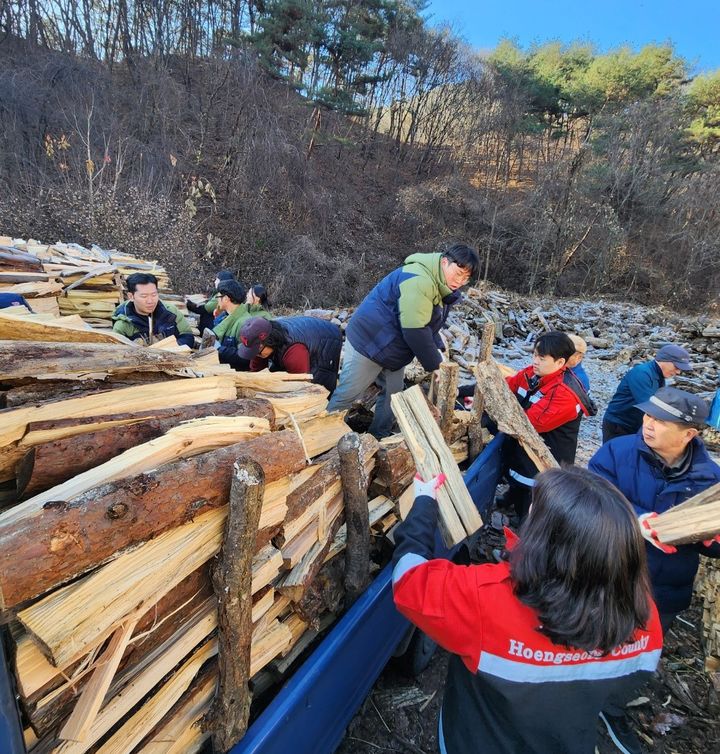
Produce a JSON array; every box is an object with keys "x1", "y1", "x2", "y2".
[
  {"x1": 0, "y1": 248, "x2": 43, "y2": 272},
  {"x1": 0, "y1": 374, "x2": 238, "y2": 462},
  {"x1": 16, "y1": 398, "x2": 274, "y2": 498},
  {"x1": 16, "y1": 415, "x2": 271, "y2": 511},
  {"x1": 391, "y1": 385, "x2": 482, "y2": 547},
  {"x1": 468, "y1": 322, "x2": 495, "y2": 460},
  {"x1": 0, "y1": 309, "x2": 131, "y2": 344},
  {"x1": 208, "y1": 458, "x2": 265, "y2": 752},
  {"x1": 435, "y1": 362, "x2": 459, "y2": 439},
  {"x1": 0, "y1": 341, "x2": 201, "y2": 382},
  {"x1": 372, "y1": 435, "x2": 415, "y2": 498},
  {"x1": 652, "y1": 482, "x2": 720, "y2": 546},
  {"x1": 0, "y1": 430, "x2": 306, "y2": 611},
  {"x1": 136, "y1": 669, "x2": 215, "y2": 754},
  {"x1": 473, "y1": 359, "x2": 558, "y2": 472},
  {"x1": 339, "y1": 433, "x2": 371, "y2": 607}
]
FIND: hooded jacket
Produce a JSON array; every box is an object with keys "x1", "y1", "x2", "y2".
[
  {"x1": 112, "y1": 300, "x2": 194, "y2": 348},
  {"x1": 589, "y1": 431, "x2": 720, "y2": 615},
  {"x1": 213, "y1": 303, "x2": 271, "y2": 370},
  {"x1": 346, "y1": 252, "x2": 461, "y2": 372},
  {"x1": 392, "y1": 495, "x2": 662, "y2": 754}
]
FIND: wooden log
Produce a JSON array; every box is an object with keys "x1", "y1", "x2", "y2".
[
  {"x1": 652, "y1": 482, "x2": 720, "y2": 545},
  {"x1": 372, "y1": 435, "x2": 415, "y2": 498},
  {"x1": 391, "y1": 385, "x2": 482, "y2": 547},
  {"x1": 474, "y1": 359, "x2": 558, "y2": 472},
  {"x1": 0, "y1": 309, "x2": 131, "y2": 344},
  {"x1": 0, "y1": 248, "x2": 43, "y2": 272},
  {"x1": 208, "y1": 458, "x2": 265, "y2": 752},
  {"x1": 468, "y1": 321, "x2": 495, "y2": 460},
  {"x1": 435, "y1": 362, "x2": 459, "y2": 439},
  {"x1": 0, "y1": 430, "x2": 306, "y2": 611},
  {"x1": 0, "y1": 341, "x2": 202, "y2": 381},
  {"x1": 339, "y1": 433, "x2": 371, "y2": 607},
  {"x1": 0, "y1": 374, "x2": 238, "y2": 458},
  {"x1": 16, "y1": 399, "x2": 274, "y2": 498}
]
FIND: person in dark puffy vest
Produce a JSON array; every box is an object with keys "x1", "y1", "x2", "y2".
[{"x1": 237, "y1": 316, "x2": 342, "y2": 394}]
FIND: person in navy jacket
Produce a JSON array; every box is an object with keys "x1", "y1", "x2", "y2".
[
  {"x1": 393, "y1": 466, "x2": 662, "y2": 754},
  {"x1": 567, "y1": 334, "x2": 590, "y2": 392},
  {"x1": 590, "y1": 386, "x2": 720, "y2": 632},
  {"x1": 602, "y1": 344, "x2": 693, "y2": 442}
]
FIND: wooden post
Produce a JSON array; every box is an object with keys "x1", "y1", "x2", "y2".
[
  {"x1": 207, "y1": 457, "x2": 265, "y2": 752},
  {"x1": 435, "y1": 362, "x2": 459, "y2": 439},
  {"x1": 468, "y1": 322, "x2": 496, "y2": 460},
  {"x1": 338, "y1": 432, "x2": 370, "y2": 608}
]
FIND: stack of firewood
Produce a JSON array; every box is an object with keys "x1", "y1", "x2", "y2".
[
  {"x1": 0, "y1": 325, "x2": 445, "y2": 751},
  {"x1": 0, "y1": 236, "x2": 172, "y2": 325}
]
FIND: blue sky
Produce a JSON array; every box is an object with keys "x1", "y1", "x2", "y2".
[{"x1": 426, "y1": 0, "x2": 720, "y2": 73}]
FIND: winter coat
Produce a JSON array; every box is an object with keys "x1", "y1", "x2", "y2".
[
  {"x1": 213, "y1": 303, "x2": 270, "y2": 370},
  {"x1": 345, "y1": 252, "x2": 460, "y2": 372},
  {"x1": 392, "y1": 495, "x2": 662, "y2": 754},
  {"x1": 250, "y1": 316, "x2": 342, "y2": 394},
  {"x1": 589, "y1": 432, "x2": 720, "y2": 615},
  {"x1": 571, "y1": 363, "x2": 590, "y2": 392},
  {"x1": 603, "y1": 360, "x2": 665, "y2": 434},
  {"x1": 112, "y1": 300, "x2": 194, "y2": 348},
  {"x1": 504, "y1": 366, "x2": 592, "y2": 484}
]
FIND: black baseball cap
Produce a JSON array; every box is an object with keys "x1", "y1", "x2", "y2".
[{"x1": 636, "y1": 386, "x2": 709, "y2": 425}]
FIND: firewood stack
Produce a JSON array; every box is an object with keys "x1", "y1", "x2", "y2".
[
  {"x1": 0, "y1": 331, "x2": 438, "y2": 752},
  {"x1": 0, "y1": 235, "x2": 173, "y2": 326}
]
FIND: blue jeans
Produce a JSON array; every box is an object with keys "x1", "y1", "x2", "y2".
[{"x1": 327, "y1": 341, "x2": 405, "y2": 438}]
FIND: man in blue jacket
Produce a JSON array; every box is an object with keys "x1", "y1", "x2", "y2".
[
  {"x1": 590, "y1": 386, "x2": 720, "y2": 633},
  {"x1": 602, "y1": 344, "x2": 693, "y2": 443},
  {"x1": 327, "y1": 244, "x2": 479, "y2": 438}
]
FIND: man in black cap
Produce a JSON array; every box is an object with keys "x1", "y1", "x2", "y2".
[
  {"x1": 602, "y1": 344, "x2": 693, "y2": 443},
  {"x1": 589, "y1": 386, "x2": 720, "y2": 753}
]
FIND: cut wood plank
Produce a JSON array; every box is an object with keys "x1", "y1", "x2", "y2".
[
  {"x1": 0, "y1": 430, "x2": 306, "y2": 611},
  {"x1": 391, "y1": 385, "x2": 482, "y2": 546},
  {"x1": 474, "y1": 359, "x2": 558, "y2": 472},
  {"x1": 0, "y1": 309, "x2": 131, "y2": 344},
  {"x1": 295, "y1": 411, "x2": 351, "y2": 458},
  {"x1": 652, "y1": 482, "x2": 720, "y2": 545},
  {"x1": 58, "y1": 616, "x2": 140, "y2": 743}
]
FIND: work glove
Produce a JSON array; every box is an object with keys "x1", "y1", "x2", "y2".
[
  {"x1": 413, "y1": 472, "x2": 447, "y2": 501},
  {"x1": 638, "y1": 512, "x2": 677, "y2": 554},
  {"x1": 702, "y1": 533, "x2": 720, "y2": 548}
]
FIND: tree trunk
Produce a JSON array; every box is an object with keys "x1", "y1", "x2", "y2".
[
  {"x1": 339, "y1": 433, "x2": 371, "y2": 607},
  {"x1": 208, "y1": 458, "x2": 265, "y2": 752}
]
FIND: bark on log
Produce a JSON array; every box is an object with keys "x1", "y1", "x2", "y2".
[
  {"x1": 0, "y1": 341, "x2": 200, "y2": 381},
  {"x1": 372, "y1": 436, "x2": 415, "y2": 498},
  {"x1": 0, "y1": 430, "x2": 306, "y2": 612},
  {"x1": 339, "y1": 433, "x2": 371, "y2": 607},
  {"x1": 436, "y1": 362, "x2": 459, "y2": 439},
  {"x1": 474, "y1": 360, "x2": 558, "y2": 472},
  {"x1": 16, "y1": 399, "x2": 274, "y2": 499},
  {"x1": 208, "y1": 458, "x2": 265, "y2": 752},
  {"x1": 468, "y1": 322, "x2": 496, "y2": 461}
]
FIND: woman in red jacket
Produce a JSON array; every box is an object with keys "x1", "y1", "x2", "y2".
[{"x1": 392, "y1": 466, "x2": 662, "y2": 754}]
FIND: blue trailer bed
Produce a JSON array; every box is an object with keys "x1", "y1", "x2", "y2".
[{"x1": 0, "y1": 434, "x2": 505, "y2": 754}]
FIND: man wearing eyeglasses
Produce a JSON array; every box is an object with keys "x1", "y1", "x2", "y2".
[{"x1": 328, "y1": 244, "x2": 480, "y2": 438}]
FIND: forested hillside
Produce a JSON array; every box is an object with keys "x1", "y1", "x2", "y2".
[{"x1": 1, "y1": 0, "x2": 719, "y2": 307}]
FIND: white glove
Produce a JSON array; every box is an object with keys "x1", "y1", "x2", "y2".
[
  {"x1": 413, "y1": 473, "x2": 447, "y2": 501},
  {"x1": 638, "y1": 512, "x2": 676, "y2": 553}
]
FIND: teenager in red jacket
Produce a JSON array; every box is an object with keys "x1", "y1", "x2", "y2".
[
  {"x1": 501, "y1": 330, "x2": 593, "y2": 518},
  {"x1": 393, "y1": 467, "x2": 662, "y2": 754}
]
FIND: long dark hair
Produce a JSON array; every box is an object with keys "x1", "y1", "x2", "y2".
[
  {"x1": 263, "y1": 320, "x2": 288, "y2": 352},
  {"x1": 510, "y1": 466, "x2": 652, "y2": 654},
  {"x1": 249, "y1": 284, "x2": 270, "y2": 309}
]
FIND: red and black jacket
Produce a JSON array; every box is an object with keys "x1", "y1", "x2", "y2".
[{"x1": 392, "y1": 496, "x2": 662, "y2": 754}]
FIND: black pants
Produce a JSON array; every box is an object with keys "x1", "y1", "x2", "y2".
[{"x1": 601, "y1": 417, "x2": 633, "y2": 444}]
